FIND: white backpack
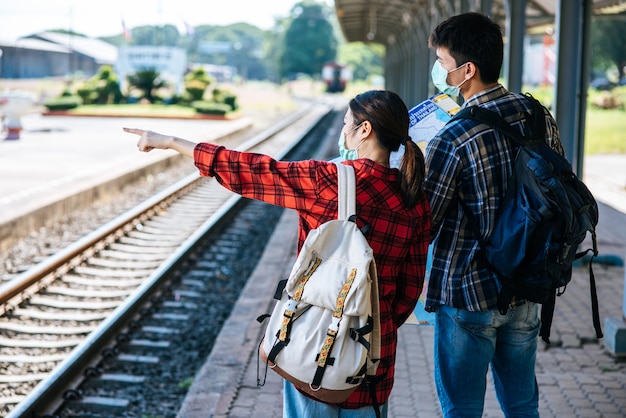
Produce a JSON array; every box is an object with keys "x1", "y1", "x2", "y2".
[{"x1": 258, "y1": 162, "x2": 381, "y2": 404}]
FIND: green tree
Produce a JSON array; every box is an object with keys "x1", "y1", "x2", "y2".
[
  {"x1": 591, "y1": 16, "x2": 626, "y2": 80},
  {"x1": 98, "y1": 9, "x2": 339, "y2": 83},
  {"x1": 192, "y1": 23, "x2": 267, "y2": 80},
  {"x1": 130, "y1": 24, "x2": 181, "y2": 46},
  {"x1": 280, "y1": 1, "x2": 337, "y2": 79},
  {"x1": 337, "y1": 42, "x2": 384, "y2": 82},
  {"x1": 101, "y1": 24, "x2": 182, "y2": 47},
  {"x1": 263, "y1": 17, "x2": 290, "y2": 83},
  {"x1": 127, "y1": 68, "x2": 168, "y2": 103}
]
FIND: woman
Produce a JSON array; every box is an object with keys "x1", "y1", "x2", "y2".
[{"x1": 125, "y1": 89, "x2": 431, "y2": 417}]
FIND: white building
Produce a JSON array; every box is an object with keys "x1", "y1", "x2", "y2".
[{"x1": 116, "y1": 46, "x2": 187, "y2": 93}]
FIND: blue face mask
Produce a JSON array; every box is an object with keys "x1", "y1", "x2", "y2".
[
  {"x1": 431, "y1": 61, "x2": 468, "y2": 97},
  {"x1": 338, "y1": 123, "x2": 364, "y2": 160}
]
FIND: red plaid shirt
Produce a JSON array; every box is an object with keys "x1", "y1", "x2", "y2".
[{"x1": 194, "y1": 143, "x2": 431, "y2": 408}]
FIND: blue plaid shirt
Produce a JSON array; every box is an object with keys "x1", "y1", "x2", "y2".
[{"x1": 424, "y1": 85, "x2": 563, "y2": 311}]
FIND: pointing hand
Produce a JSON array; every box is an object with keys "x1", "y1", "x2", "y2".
[{"x1": 123, "y1": 127, "x2": 172, "y2": 152}]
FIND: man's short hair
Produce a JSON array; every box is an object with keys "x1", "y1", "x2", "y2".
[{"x1": 429, "y1": 12, "x2": 503, "y2": 84}]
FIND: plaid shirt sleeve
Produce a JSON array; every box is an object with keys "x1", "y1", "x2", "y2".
[{"x1": 193, "y1": 142, "x2": 320, "y2": 212}]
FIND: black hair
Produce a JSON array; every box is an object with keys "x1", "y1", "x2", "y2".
[
  {"x1": 349, "y1": 90, "x2": 425, "y2": 208},
  {"x1": 429, "y1": 12, "x2": 503, "y2": 83}
]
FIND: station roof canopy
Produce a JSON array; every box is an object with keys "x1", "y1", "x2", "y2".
[{"x1": 334, "y1": 0, "x2": 626, "y2": 45}]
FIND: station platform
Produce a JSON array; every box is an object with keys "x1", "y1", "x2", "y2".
[
  {"x1": 177, "y1": 160, "x2": 626, "y2": 417},
  {"x1": 1, "y1": 108, "x2": 625, "y2": 417},
  {"x1": 0, "y1": 112, "x2": 255, "y2": 250}
]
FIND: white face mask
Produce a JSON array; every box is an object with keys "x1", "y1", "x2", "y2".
[{"x1": 431, "y1": 61, "x2": 468, "y2": 97}]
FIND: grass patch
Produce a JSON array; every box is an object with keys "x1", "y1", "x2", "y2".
[
  {"x1": 177, "y1": 377, "x2": 194, "y2": 390},
  {"x1": 65, "y1": 104, "x2": 199, "y2": 118},
  {"x1": 526, "y1": 85, "x2": 626, "y2": 155},
  {"x1": 585, "y1": 108, "x2": 626, "y2": 154}
]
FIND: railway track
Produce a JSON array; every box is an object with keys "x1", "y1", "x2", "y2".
[{"x1": 0, "y1": 99, "x2": 344, "y2": 417}]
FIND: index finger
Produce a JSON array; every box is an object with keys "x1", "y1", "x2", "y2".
[{"x1": 123, "y1": 127, "x2": 145, "y2": 136}]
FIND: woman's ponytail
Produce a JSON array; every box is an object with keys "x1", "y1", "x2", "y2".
[{"x1": 399, "y1": 138, "x2": 425, "y2": 208}]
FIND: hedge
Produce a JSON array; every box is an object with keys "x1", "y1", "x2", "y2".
[
  {"x1": 44, "y1": 96, "x2": 83, "y2": 111},
  {"x1": 191, "y1": 101, "x2": 231, "y2": 116}
]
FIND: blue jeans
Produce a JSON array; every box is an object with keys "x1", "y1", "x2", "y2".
[
  {"x1": 433, "y1": 303, "x2": 540, "y2": 418},
  {"x1": 283, "y1": 381, "x2": 388, "y2": 418}
]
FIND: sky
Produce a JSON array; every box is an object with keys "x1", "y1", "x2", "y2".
[{"x1": 0, "y1": 0, "x2": 329, "y2": 41}]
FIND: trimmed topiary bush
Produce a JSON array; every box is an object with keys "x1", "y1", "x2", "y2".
[
  {"x1": 223, "y1": 94, "x2": 238, "y2": 111},
  {"x1": 192, "y1": 101, "x2": 231, "y2": 116},
  {"x1": 44, "y1": 96, "x2": 83, "y2": 111}
]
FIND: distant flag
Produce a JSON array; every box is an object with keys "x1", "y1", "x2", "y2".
[
  {"x1": 121, "y1": 19, "x2": 132, "y2": 41},
  {"x1": 184, "y1": 21, "x2": 195, "y2": 37}
]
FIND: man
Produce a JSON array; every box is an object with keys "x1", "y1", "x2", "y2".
[{"x1": 423, "y1": 12, "x2": 564, "y2": 417}]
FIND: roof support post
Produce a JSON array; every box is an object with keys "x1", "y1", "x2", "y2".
[
  {"x1": 385, "y1": 44, "x2": 402, "y2": 96},
  {"x1": 481, "y1": 0, "x2": 494, "y2": 16},
  {"x1": 401, "y1": 37, "x2": 414, "y2": 102},
  {"x1": 504, "y1": 0, "x2": 526, "y2": 93},
  {"x1": 413, "y1": 27, "x2": 431, "y2": 104},
  {"x1": 554, "y1": 0, "x2": 592, "y2": 176}
]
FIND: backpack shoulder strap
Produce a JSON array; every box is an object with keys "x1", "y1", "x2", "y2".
[
  {"x1": 452, "y1": 104, "x2": 528, "y2": 146},
  {"x1": 452, "y1": 94, "x2": 547, "y2": 147},
  {"x1": 525, "y1": 94, "x2": 547, "y2": 143},
  {"x1": 335, "y1": 163, "x2": 382, "y2": 383},
  {"x1": 335, "y1": 162, "x2": 356, "y2": 221}
]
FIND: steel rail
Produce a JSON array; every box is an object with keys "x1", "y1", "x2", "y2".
[{"x1": 4, "y1": 103, "x2": 333, "y2": 418}]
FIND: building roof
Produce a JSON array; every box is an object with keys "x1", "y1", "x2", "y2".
[
  {"x1": 0, "y1": 37, "x2": 70, "y2": 53},
  {"x1": 334, "y1": 0, "x2": 626, "y2": 45},
  {"x1": 24, "y1": 32, "x2": 117, "y2": 64}
]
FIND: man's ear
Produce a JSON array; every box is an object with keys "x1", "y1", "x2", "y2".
[{"x1": 465, "y1": 61, "x2": 478, "y2": 79}]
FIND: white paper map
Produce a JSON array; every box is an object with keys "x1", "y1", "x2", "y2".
[
  {"x1": 405, "y1": 244, "x2": 435, "y2": 325},
  {"x1": 390, "y1": 93, "x2": 460, "y2": 169},
  {"x1": 408, "y1": 93, "x2": 460, "y2": 143},
  {"x1": 404, "y1": 94, "x2": 459, "y2": 325}
]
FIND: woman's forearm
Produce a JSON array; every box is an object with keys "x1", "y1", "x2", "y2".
[{"x1": 168, "y1": 136, "x2": 197, "y2": 158}]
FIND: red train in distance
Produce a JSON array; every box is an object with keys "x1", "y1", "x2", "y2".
[{"x1": 322, "y1": 62, "x2": 352, "y2": 93}]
